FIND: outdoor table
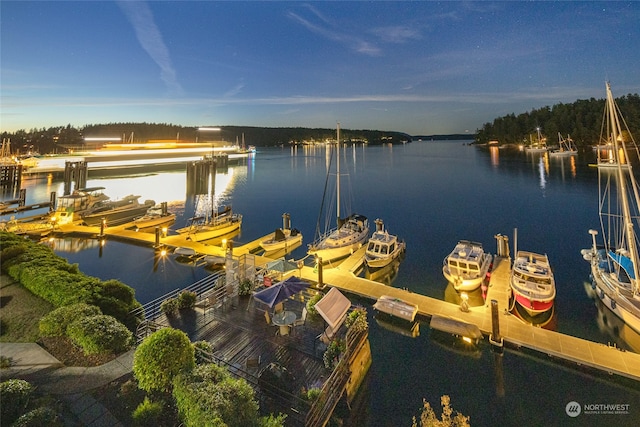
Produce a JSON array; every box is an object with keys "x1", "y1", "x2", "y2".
[{"x1": 272, "y1": 310, "x2": 296, "y2": 335}]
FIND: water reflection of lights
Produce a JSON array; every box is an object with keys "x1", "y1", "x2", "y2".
[
  {"x1": 538, "y1": 156, "x2": 547, "y2": 189},
  {"x1": 489, "y1": 146, "x2": 499, "y2": 167}
]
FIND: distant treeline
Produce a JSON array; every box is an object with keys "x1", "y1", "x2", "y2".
[
  {"x1": 1, "y1": 123, "x2": 413, "y2": 155},
  {"x1": 475, "y1": 93, "x2": 640, "y2": 146}
]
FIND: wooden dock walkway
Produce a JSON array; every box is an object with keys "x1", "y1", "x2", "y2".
[{"x1": 299, "y1": 253, "x2": 640, "y2": 382}]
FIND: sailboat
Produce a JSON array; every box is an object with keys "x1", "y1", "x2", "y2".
[
  {"x1": 581, "y1": 82, "x2": 640, "y2": 335},
  {"x1": 524, "y1": 127, "x2": 548, "y2": 153},
  {"x1": 549, "y1": 133, "x2": 578, "y2": 157},
  {"x1": 307, "y1": 123, "x2": 369, "y2": 263}
]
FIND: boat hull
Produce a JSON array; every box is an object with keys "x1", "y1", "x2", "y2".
[
  {"x1": 177, "y1": 219, "x2": 242, "y2": 242},
  {"x1": 365, "y1": 241, "x2": 405, "y2": 268},
  {"x1": 588, "y1": 252, "x2": 640, "y2": 336},
  {"x1": 82, "y1": 202, "x2": 155, "y2": 227},
  {"x1": 260, "y1": 229, "x2": 303, "y2": 251},
  {"x1": 442, "y1": 241, "x2": 493, "y2": 292},
  {"x1": 511, "y1": 290, "x2": 554, "y2": 316}
]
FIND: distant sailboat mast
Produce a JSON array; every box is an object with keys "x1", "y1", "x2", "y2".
[{"x1": 336, "y1": 122, "x2": 341, "y2": 227}]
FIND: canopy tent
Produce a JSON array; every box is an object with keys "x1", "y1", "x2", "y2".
[
  {"x1": 315, "y1": 287, "x2": 351, "y2": 331},
  {"x1": 265, "y1": 258, "x2": 298, "y2": 273},
  {"x1": 253, "y1": 276, "x2": 310, "y2": 308}
]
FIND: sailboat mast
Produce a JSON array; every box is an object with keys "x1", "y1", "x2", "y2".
[
  {"x1": 336, "y1": 123, "x2": 341, "y2": 225},
  {"x1": 608, "y1": 82, "x2": 640, "y2": 294}
]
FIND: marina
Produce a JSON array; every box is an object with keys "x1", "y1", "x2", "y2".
[{"x1": 36, "y1": 219, "x2": 640, "y2": 382}]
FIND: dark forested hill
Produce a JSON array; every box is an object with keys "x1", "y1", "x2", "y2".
[
  {"x1": 2, "y1": 123, "x2": 413, "y2": 155},
  {"x1": 474, "y1": 93, "x2": 640, "y2": 146}
]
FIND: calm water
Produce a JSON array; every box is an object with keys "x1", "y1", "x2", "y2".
[{"x1": 5, "y1": 141, "x2": 640, "y2": 426}]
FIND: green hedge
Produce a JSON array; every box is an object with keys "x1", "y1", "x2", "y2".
[
  {"x1": 67, "y1": 315, "x2": 133, "y2": 355},
  {"x1": 39, "y1": 303, "x2": 102, "y2": 337},
  {"x1": 0, "y1": 231, "x2": 142, "y2": 331}
]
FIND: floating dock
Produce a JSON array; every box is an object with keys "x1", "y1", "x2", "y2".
[{"x1": 297, "y1": 253, "x2": 640, "y2": 382}]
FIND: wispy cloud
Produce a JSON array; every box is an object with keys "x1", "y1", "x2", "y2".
[
  {"x1": 2, "y1": 87, "x2": 601, "y2": 109},
  {"x1": 224, "y1": 82, "x2": 245, "y2": 98},
  {"x1": 287, "y1": 6, "x2": 381, "y2": 56},
  {"x1": 117, "y1": 1, "x2": 183, "y2": 95},
  {"x1": 370, "y1": 26, "x2": 421, "y2": 44}
]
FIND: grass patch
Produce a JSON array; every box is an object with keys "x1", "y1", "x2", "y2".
[{"x1": 0, "y1": 276, "x2": 54, "y2": 342}]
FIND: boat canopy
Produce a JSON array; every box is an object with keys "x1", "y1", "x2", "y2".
[
  {"x1": 315, "y1": 287, "x2": 351, "y2": 331},
  {"x1": 608, "y1": 250, "x2": 636, "y2": 280}
]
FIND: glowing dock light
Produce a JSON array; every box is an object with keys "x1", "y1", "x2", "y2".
[{"x1": 198, "y1": 127, "x2": 221, "y2": 131}]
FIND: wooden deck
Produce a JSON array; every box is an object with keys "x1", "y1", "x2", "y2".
[{"x1": 152, "y1": 293, "x2": 333, "y2": 425}]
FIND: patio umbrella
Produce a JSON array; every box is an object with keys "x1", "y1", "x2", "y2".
[
  {"x1": 253, "y1": 276, "x2": 310, "y2": 308},
  {"x1": 265, "y1": 258, "x2": 298, "y2": 273}
]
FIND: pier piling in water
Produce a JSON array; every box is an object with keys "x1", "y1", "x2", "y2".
[{"x1": 489, "y1": 299, "x2": 504, "y2": 350}]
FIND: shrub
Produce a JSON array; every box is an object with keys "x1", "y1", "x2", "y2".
[
  {"x1": 133, "y1": 328, "x2": 195, "y2": 393},
  {"x1": 177, "y1": 291, "x2": 197, "y2": 310},
  {"x1": 12, "y1": 406, "x2": 62, "y2": 427},
  {"x1": 193, "y1": 340, "x2": 213, "y2": 364},
  {"x1": 412, "y1": 395, "x2": 470, "y2": 427},
  {"x1": 306, "y1": 293, "x2": 323, "y2": 316},
  {"x1": 0, "y1": 379, "x2": 33, "y2": 425},
  {"x1": 160, "y1": 298, "x2": 179, "y2": 316},
  {"x1": 39, "y1": 303, "x2": 102, "y2": 337},
  {"x1": 323, "y1": 338, "x2": 346, "y2": 370},
  {"x1": 305, "y1": 387, "x2": 321, "y2": 401},
  {"x1": 173, "y1": 364, "x2": 259, "y2": 427},
  {"x1": 345, "y1": 307, "x2": 368, "y2": 333},
  {"x1": 238, "y1": 279, "x2": 253, "y2": 296},
  {"x1": 67, "y1": 314, "x2": 133, "y2": 355},
  {"x1": 132, "y1": 397, "x2": 164, "y2": 426}
]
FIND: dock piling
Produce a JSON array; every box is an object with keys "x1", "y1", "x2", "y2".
[
  {"x1": 317, "y1": 257, "x2": 324, "y2": 288},
  {"x1": 489, "y1": 299, "x2": 503, "y2": 350}
]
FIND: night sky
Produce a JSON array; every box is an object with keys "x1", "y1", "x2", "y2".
[{"x1": 2, "y1": 1, "x2": 639, "y2": 135}]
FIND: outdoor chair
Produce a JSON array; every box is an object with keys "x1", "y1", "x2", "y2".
[
  {"x1": 292, "y1": 307, "x2": 307, "y2": 327},
  {"x1": 264, "y1": 310, "x2": 272, "y2": 325}
]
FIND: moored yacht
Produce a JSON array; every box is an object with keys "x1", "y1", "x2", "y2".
[
  {"x1": 364, "y1": 219, "x2": 405, "y2": 268},
  {"x1": 260, "y1": 213, "x2": 303, "y2": 251},
  {"x1": 80, "y1": 195, "x2": 156, "y2": 227},
  {"x1": 50, "y1": 186, "x2": 111, "y2": 225},
  {"x1": 442, "y1": 240, "x2": 493, "y2": 292},
  {"x1": 510, "y1": 250, "x2": 556, "y2": 316},
  {"x1": 308, "y1": 123, "x2": 369, "y2": 263},
  {"x1": 176, "y1": 205, "x2": 242, "y2": 242},
  {"x1": 581, "y1": 82, "x2": 640, "y2": 335}
]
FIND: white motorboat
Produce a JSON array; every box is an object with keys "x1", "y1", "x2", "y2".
[
  {"x1": 442, "y1": 240, "x2": 493, "y2": 292},
  {"x1": 549, "y1": 133, "x2": 578, "y2": 157},
  {"x1": 373, "y1": 295, "x2": 418, "y2": 322},
  {"x1": 50, "y1": 186, "x2": 111, "y2": 225},
  {"x1": 260, "y1": 213, "x2": 303, "y2": 251},
  {"x1": 582, "y1": 82, "x2": 640, "y2": 335},
  {"x1": 80, "y1": 195, "x2": 156, "y2": 227},
  {"x1": 364, "y1": 218, "x2": 405, "y2": 268},
  {"x1": 510, "y1": 249, "x2": 556, "y2": 317},
  {"x1": 176, "y1": 205, "x2": 242, "y2": 242},
  {"x1": 308, "y1": 123, "x2": 369, "y2": 263}
]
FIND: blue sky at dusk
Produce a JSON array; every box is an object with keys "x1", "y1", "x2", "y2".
[{"x1": 2, "y1": 1, "x2": 639, "y2": 135}]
